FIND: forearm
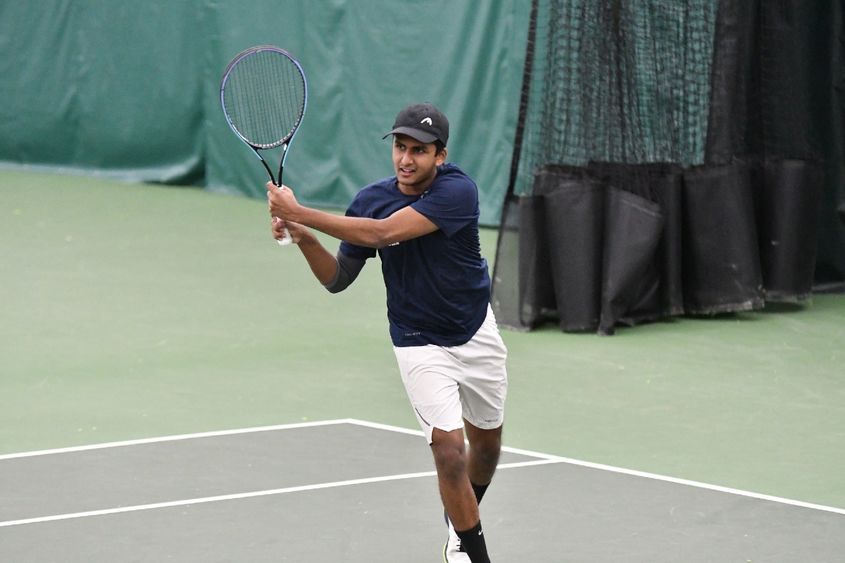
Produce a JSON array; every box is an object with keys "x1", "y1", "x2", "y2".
[
  {"x1": 292, "y1": 206, "x2": 387, "y2": 248},
  {"x1": 268, "y1": 184, "x2": 436, "y2": 246},
  {"x1": 295, "y1": 230, "x2": 339, "y2": 285}
]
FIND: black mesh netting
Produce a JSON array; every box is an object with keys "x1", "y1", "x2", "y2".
[{"x1": 492, "y1": 0, "x2": 845, "y2": 334}]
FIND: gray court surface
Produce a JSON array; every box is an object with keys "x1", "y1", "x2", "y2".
[{"x1": 1, "y1": 420, "x2": 843, "y2": 562}]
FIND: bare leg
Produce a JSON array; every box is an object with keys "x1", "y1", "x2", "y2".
[
  {"x1": 464, "y1": 420, "x2": 502, "y2": 489},
  {"x1": 430, "y1": 427, "x2": 478, "y2": 531}
]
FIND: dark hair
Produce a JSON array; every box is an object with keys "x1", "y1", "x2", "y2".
[{"x1": 434, "y1": 140, "x2": 446, "y2": 155}]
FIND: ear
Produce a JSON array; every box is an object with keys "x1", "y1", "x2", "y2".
[{"x1": 435, "y1": 147, "x2": 448, "y2": 165}]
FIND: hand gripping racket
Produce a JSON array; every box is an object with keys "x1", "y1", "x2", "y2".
[{"x1": 220, "y1": 45, "x2": 308, "y2": 245}]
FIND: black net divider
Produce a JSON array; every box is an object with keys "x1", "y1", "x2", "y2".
[
  {"x1": 492, "y1": 0, "x2": 541, "y2": 331},
  {"x1": 535, "y1": 167, "x2": 605, "y2": 332},
  {"x1": 680, "y1": 162, "x2": 764, "y2": 316},
  {"x1": 750, "y1": 158, "x2": 826, "y2": 302},
  {"x1": 491, "y1": 0, "x2": 844, "y2": 334},
  {"x1": 493, "y1": 157, "x2": 827, "y2": 334}
]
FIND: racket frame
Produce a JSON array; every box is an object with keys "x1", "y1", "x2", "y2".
[{"x1": 220, "y1": 45, "x2": 308, "y2": 245}]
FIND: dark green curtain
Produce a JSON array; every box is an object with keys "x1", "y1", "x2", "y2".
[{"x1": 0, "y1": 1, "x2": 530, "y2": 225}]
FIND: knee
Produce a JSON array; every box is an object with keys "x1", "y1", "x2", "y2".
[
  {"x1": 475, "y1": 442, "x2": 501, "y2": 468},
  {"x1": 431, "y1": 434, "x2": 467, "y2": 482},
  {"x1": 471, "y1": 434, "x2": 502, "y2": 466}
]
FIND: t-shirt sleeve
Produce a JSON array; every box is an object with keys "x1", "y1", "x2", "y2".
[{"x1": 410, "y1": 174, "x2": 478, "y2": 238}]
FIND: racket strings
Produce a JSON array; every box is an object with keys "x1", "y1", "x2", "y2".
[{"x1": 223, "y1": 50, "x2": 305, "y2": 148}]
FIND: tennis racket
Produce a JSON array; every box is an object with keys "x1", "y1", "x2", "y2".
[{"x1": 220, "y1": 45, "x2": 308, "y2": 246}]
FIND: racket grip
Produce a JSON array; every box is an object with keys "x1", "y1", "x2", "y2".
[{"x1": 277, "y1": 227, "x2": 293, "y2": 246}]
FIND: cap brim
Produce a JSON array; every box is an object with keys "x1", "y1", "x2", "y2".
[{"x1": 382, "y1": 126, "x2": 438, "y2": 144}]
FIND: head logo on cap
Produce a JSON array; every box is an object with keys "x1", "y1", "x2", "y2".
[{"x1": 421, "y1": 117, "x2": 433, "y2": 126}]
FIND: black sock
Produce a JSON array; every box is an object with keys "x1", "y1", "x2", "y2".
[
  {"x1": 445, "y1": 483, "x2": 489, "y2": 525},
  {"x1": 471, "y1": 481, "x2": 489, "y2": 505},
  {"x1": 456, "y1": 521, "x2": 491, "y2": 563}
]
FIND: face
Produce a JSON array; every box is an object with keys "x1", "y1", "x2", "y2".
[{"x1": 392, "y1": 134, "x2": 447, "y2": 194}]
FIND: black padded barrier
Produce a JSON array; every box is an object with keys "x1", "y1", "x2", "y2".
[
  {"x1": 680, "y1": 163, "x2": 765, "y2": 315},
  {"x1": 752, "y1": 159, "x2": 825, "y2": 302}
]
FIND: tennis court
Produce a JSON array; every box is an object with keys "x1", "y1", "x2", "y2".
[
  {"x1": 2, "y1": 5, "x2": 845, "y2": 561},
  {"x1": 2, "y1": 171, "x2": 844, "y2": 561},
  {"x1": 3, "y1": 419, "x2": 844, "y2": 562}
]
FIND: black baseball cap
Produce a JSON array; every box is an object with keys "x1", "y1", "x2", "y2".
[{"x1": 382, "y1": 103, "x2": 449, "y2": 146}]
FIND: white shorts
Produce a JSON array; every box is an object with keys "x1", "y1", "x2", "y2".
[{"x1": 393, "y1": 305, "x2": 508, "y2": 444}]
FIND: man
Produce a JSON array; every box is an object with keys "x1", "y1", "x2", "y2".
[{"x1": 266, "y1": 103, "x2": 507, "y2": 563}]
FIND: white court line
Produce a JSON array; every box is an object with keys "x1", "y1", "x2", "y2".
[
  {"x1": 0, "y1": 459, "x2": 560, "y2": 529},
  {"x1": 0, "y1": 419, "x2": 352, "y2": 461},
  {"x1": 1, "y1": 419, "x2": 843, "y2": 529},
  {"x1": 346, "y1": 418, "x2": 569, "y2": 461},
  {"x1": 344, "y1": 419, "x2": 845, "y2": 516},
  {"x1": 0, "y1": 469, "x2": 437, "y2": 528}
]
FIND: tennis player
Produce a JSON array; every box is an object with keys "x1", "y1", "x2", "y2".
[{"x1": 266, "y1": 103, "x2": 507, "y2": 563}]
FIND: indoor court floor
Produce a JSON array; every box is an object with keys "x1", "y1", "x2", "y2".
[
  {"x1": 2, "y1": 420, "x2": 844, "y2": 562},
  {"x1": 2, "y1": 171, "x2": 844, "y2": 561}
]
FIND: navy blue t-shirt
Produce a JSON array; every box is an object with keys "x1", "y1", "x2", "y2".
[{"x1": 339, "y1": 164, "x2": 491, "y2": 347}]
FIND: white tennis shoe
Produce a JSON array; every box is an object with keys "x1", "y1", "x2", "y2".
[{"x1": 443, "y1": 514, "x2": 471, "y2": 563}]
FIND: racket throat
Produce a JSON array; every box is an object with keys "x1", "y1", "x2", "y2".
[
  {"x1": 259, "y1": 146, "x2": 288, "y2": 188},
  {"x1": 258, "y1": 150, "x2": 286, "y2": 188},
  {"x1": 276, "y1": 144, "x2": 288, "y2": 187}
]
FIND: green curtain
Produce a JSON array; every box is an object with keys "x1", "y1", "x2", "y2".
[{"x1": 0, "y1": 1, "x2": 530, "y2": 224}]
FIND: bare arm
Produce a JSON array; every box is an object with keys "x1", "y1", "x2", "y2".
[
  {"x1": 272, "y1": 217, "x2": 337, "y2": 284},
  {"x1": 267, "y1": 183, "x2": 438, "y2": 247}
]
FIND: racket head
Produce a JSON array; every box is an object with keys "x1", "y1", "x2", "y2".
[{"x1": 220, "y1": 46, "x2": 308, "y2": 150}]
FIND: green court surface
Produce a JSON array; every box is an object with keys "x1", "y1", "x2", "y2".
[{"x1": 2, "y1": 169, "x2": 844, "y2": 514}]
